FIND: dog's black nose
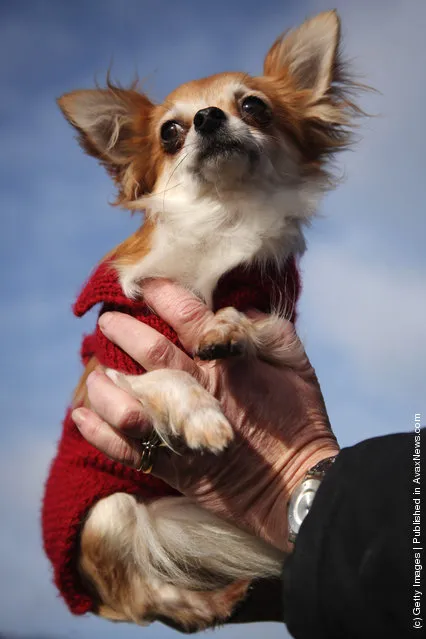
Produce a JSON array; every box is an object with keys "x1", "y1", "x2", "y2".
[{"x1": 194, "y1": 107, "x2": 226, "y2": 134}]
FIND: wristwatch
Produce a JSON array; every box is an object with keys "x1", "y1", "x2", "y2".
[{"x1": 288, "y1": 456, "x2": 337, "y2": 544}]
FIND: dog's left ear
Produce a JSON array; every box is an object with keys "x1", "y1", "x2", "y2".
[{"x1": 264, "y1": 10, "x2": 341, "y2": 101}]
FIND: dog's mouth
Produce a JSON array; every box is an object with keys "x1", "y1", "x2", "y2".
[
  {"x1": 192, "y1": 133, "x2": 260, "y2": 183},
  {"x1": 198, "y1": 137, "x2": 247, "y2": 160}
]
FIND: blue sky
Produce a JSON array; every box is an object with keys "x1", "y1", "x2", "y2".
[{"x1": 0, "y1": 0, "x2": 425, "y2": 637}]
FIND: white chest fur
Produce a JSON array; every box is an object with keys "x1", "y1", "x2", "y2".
[{"x1": 118, "y1": 178, "x2": 319, "y2": 305}]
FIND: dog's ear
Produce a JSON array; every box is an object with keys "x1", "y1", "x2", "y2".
[
  {"x1": 58, "y1": 86, "x2": 154, "y2": 164},
  {"x1": 264, "y1": 10, "x2": 341, "y2": 101},
  {"x1": 58, "y1": 85, "x2": 156, "y2": 200}
]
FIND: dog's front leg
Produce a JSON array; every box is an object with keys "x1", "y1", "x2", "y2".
[
  {"x1": 195, "y1": 307, "x2": 299, "y2": 367},
  {"x1": 105, "y1": 368, "x2": 233, "y2": 453}
]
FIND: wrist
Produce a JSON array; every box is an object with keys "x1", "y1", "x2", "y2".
[
  {"x1": 283, "y1": 434, "x2": 340, "y2": 500},
  {"x1": 287, "y1": 454, "x2": 337, "y2": 547},
  {"x1": 260, "y1": 432, "x2": 339, "y2": 551}
]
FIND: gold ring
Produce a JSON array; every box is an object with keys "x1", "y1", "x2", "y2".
[{"x1": 137, "y1": 431, "x2": 165, "y2": 473}]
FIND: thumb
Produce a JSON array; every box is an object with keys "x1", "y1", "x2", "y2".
[{"x1": 142, "y1": 279, "x2": 214, "y2": 353}]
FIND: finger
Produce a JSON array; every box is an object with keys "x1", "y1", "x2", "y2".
[
  {"x1": 150, "y1": 445, "x2": 180, "y2": 487},
  {"x1": 151, "y1": 442, "x2": 196, "y2": 490},
  {"x1": 98, "y1": 312, "x2": 205, "y2": 383},
  {"x1": 72, "y1": 406, "x2": 144, "y2": 469},
  {"x1": 139, "y1": 279, "x2": 214, "y2": 352},
  {"x1": 86, "y1": 370, "x2": 152, "y2": 436}
]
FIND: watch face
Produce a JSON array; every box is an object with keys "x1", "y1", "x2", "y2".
[{"x1": 288, "y1": 478, "x2": 321, "y2": 540}]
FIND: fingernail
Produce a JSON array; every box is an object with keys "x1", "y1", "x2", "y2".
[
  {"x1": 86, "y1": 370, "x2": 100, "y2": 386},
  {"x1": 72, "y1": 408, "x2": 87, "y2": 426},
  {"x1": 98, "y1": 312, "x2": 113, "y2": 333}
]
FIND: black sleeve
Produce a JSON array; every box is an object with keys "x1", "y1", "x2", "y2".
[{"x1": 282, "y1": 429, "x2": 424, "y2": 639}]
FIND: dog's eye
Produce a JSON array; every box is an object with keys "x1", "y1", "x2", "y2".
[
  {"x1": 160, "y1": 120, "x2": 184, "y2": 153},
  {"x1": 240, "y1": 96, "x2": 272, "y2": 126}
]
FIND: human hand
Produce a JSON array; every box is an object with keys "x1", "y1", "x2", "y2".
[{"x1": 72, "y1": 279, "x2": 339, "y2": 551}]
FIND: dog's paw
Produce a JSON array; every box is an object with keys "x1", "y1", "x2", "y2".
[
  {"x1": 196, "y1": 307, "x2": 255, "y2": 361},
  {"x1": 105, "y1": 368, "x2": 134, "y2": 393},
  {"x1": 182, "y1": 404, "x2": 234, "y2": 453},
  {"x1": 104, "y1": 368, "x2": 233, "y2": 453}
]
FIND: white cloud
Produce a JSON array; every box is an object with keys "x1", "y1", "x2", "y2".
[
  {"x1": 300, "y1": 241, "x2": 426, "y2": 396},
  {"x1": 294, "y1": 0, "x2": 426, "y2": 406},
  {"x1": 309, "y1": 0, "x2": 426, "y2": 228},
  {"x1": 0, "y1": 438, "x2": 55, "y2": 508}
]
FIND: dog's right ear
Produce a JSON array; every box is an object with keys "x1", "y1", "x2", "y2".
[{"x1": 58, "y1": 85, "x2": 155, "y2": 199}]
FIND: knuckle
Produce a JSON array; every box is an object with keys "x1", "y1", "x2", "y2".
[
  {"x1": 84, "y1": 417, "x2": 100, "y2": 441},
  {"x1": 113, "y1": 438, "x2": 137, "y2": 467},
  {"x1": 86, "y1": 415, "x2": 106, "y2": 442},
  {"x1": 175, "y1": 298, "x2": 206, "y2": 328},
  {"x1": 144, "y1": 336, "x2": 172, "y2": 366},
  {"x1": 118, "y1": 404, "x2": 145, "y2": 432}
]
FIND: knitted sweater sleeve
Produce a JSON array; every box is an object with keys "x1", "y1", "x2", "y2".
[{"x1": 282, "y1": 430, "x2": 423, "y2": 638}]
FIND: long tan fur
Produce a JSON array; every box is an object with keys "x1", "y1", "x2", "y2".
[{"x1": 62, "y1": 10, "x2": 364, "y2": 630}]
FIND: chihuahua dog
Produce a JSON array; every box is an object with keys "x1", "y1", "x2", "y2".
[{"x1": 43, "y1": 9, "x2": 362, "y2": 631}]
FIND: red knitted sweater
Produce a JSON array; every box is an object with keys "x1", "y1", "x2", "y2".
[{"x1": 41, "y1": 256, "x2": 301, "y2": 615}]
